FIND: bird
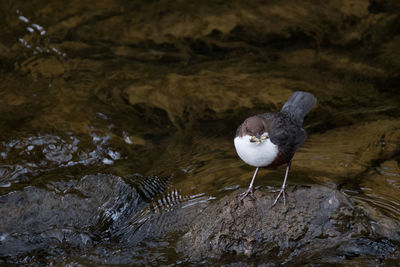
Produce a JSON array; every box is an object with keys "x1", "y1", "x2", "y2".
[{"x1": 234, "y1": 91, "x2": 316, "y2": 206}]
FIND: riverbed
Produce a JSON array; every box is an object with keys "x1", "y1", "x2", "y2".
[{"x1": 0, "y1": 0, "x2": 399, "y2": 265}]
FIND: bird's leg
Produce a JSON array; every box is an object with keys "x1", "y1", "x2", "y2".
[
  {"x1": 239, "y1": 167, "x2": 259, "y2": 201},
  {"x1": 272, "y1": 161, "x2": 291, "y2": 206}
]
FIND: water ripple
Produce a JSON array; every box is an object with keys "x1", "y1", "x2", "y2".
[{"x1": 0, "y1": 132, "x2": 122, "y2": 186}]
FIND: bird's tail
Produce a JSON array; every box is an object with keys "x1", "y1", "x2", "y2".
[{"x1": 281, "y1": 91, "x2": 316, "y2": 126}]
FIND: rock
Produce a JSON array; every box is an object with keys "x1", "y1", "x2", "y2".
[
  {"x1": 0, "y1": 174, "x2": 142, "y2": 260},
  {"x1": 0, "y1": 173, "x2": 209, "y2": 263},
  {"x1": 178, "y1": 185, "x2": 398, "y2": 264}
]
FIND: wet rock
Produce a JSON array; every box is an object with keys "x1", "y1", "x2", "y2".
[
  {"x1": 0, "y1": 173, "x2": 210, "y2": 264},
  {"x1": 0, "y1": 174, "x2": 142, "y2": 260},
  {"x1": 179, "y1": 185, "x2": 398, "y2": 264}
]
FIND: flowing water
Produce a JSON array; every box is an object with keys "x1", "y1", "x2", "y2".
[{"x1": 0, "y1": 0, "x2": 400, "y2": 265}]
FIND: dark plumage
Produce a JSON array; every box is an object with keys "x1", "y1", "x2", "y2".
[{"x1": 234, "y1": 91, "x2": 316, "y2": 205}]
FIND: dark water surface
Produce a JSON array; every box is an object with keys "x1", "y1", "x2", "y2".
[{"x1": 1, "y1": 0, "x2": 400, "y2": 265}]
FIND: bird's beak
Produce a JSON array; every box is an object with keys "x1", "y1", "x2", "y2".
[{"x1": 250, "y1": 134, "x2": 268, "y2": 143}]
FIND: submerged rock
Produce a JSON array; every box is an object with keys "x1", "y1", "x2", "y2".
[{"x1": 179, "y1": 185, "x2": 398, "y2": 264}]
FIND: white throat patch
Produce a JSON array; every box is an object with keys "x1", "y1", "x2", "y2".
[{"x1": 234, "y1": 133, "x2": 278, "y2": 167}]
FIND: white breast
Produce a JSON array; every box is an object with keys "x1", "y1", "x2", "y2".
[{"x1": 234, "y1": 134, "x2": 279, "y2": 167}]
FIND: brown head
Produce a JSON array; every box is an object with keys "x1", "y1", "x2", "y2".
[{"x1": 236, "y1": 116, "x2": 269, "y2": 142}]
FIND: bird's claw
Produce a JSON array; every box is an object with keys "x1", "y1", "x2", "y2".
[
  {"x1": 272, "y1": 186, "x2": 286, "y2": 206},
  {"x1": 239, "y1": 187, "x2": 255, "y2": 201}
]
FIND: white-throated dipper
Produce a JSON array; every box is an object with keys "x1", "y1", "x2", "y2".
[{"x1": 234, "y1": 91, "x2": 316, "y2": 206}]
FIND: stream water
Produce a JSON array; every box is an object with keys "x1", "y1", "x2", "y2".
[{"x1": 0, "y1": 0, "x2": 400, "y2": 265}]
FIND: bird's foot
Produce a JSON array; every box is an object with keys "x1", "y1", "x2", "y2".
[
  {"x1": 272, "y1": 186, "x2": 286, "y2": 206},
  {"x1": 239, "y1": 186, "x2": 256, "y2": 201}
]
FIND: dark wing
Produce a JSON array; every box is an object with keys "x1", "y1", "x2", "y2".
[{"x1": 261, "y1": 112, "x2": 306, "y2": 159}]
